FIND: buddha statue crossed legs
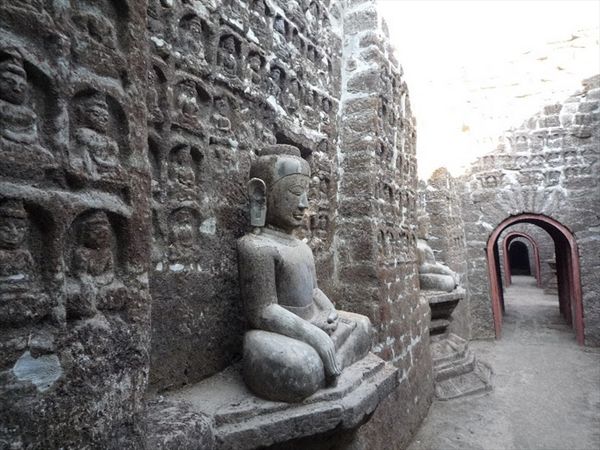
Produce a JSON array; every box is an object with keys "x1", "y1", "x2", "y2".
[
  {"x1": 238, "y1": 145, "x2": 372, "y2": 402},
  {"x1": 416, "y1": 213, "x2": 459, "y2": 292}
]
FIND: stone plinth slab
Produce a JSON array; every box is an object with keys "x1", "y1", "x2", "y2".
[
  {"x1": 430, "y1": 333, "x2": 493, "y2": 400},
  {"x1": 159, "y1": 353, "x2": 398, "y2": 450}
]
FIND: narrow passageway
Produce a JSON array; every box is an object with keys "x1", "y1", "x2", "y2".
[{"x1": 408, "y1": 276, "x2": 600, "y2": 450}]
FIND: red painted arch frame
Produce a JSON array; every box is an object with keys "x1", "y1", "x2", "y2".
[
  {"x1": 486, "y1": 213, "x2": 584, "y2": 345},
  {"x1": 502, "y1": 231, "x2": 542, "y2": 288}
]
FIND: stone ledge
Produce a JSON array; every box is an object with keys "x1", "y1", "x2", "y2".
[
  {"x1": 421, "y1": 287, "x2": 466, "y2": 305},
  {"x1": 160, "y1": 353, "x2": 398, "y2": 450}
]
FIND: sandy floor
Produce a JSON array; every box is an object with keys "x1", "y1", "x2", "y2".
[{"x1": 407, "y1": 276, "x2": 600, "y2": 450}]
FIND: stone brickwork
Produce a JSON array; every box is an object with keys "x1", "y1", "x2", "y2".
[
  {"x1": 1, "y1": 0, "x2": 432, "y2": 448},
  {"x1": 146, "y1": 0, "x2": 343, "y2": 391},
  {"x1": 420, "y1": 168, "x2": 471, "y2": 339},
  {"x1": 461, "y1": 75, "x2": 600, "y2": 345},
  {"x1": 0, "y1": 1, "x2": 151, "y2": 447},
  {"x1": 334, "y1": 1, "x2": 433, "y2": 447}
]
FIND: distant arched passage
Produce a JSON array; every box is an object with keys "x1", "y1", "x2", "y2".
[
  {"x1": 487, "y1": 213, "x2": 584, "y2": 345},
  {"x1": 502, "y1": 231, "x2": 542, "y2": 288}
]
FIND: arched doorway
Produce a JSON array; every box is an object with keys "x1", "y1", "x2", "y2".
[
  {"x1": 486, "y1": 213, "x2": 584, "y2": 345},
  {"x1": 509, "y1": 241, "x2": 531, "y2": 275},
  {"x1": 502, "y1": 231, "x2": 542, "y2": 288}
]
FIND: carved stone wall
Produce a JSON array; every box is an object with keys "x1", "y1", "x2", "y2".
[
  {"x1": 461, "y1": 75, "x2": 600, "y2": 345},
  {"x1": 0, "y1": 1, "x2": 151, "y2": 447},
  {"x1": 146, "y1": 0, "x2": 344, "y2": 391},
  {"x1": 332, "y1": 1, "x2": 433, "y2": 447},
  {"x1": 419, "y1": 168, "x2": 471, "y2": 339},
  {"x1": 1, "y1": 0, "x2": 432, "y2": 447}
]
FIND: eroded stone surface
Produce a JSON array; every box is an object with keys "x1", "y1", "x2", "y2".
[{"x1": 164, "y1": 353, "x2": 398, "y2": 449}]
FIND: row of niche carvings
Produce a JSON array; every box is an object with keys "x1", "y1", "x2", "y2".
[
  {"x1": 0, "y1": 198, "x2": 132, "y2": 327},
  {"x1": 0, "y1": 46, "x2": 130, "y2": 189},
  {"x1": 149, "y1": 0, "x2": 337, "y2": 62},
  {"x1": 148, "y1": 55, "x2": 335, "y2": 128},
  {"x1": 377, "y1": 226, "x2": 418, "y2": 265},
  {"x1": 0, "y1": 0, "x2": 131, "y2": 79}
]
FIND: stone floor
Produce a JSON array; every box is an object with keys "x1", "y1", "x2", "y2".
[{"x1": 407, "y1": 275, "x2": 600, "y2": 450}]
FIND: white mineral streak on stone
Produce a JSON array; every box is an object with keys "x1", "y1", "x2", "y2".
[
  {"x1": 151, "y1": 36, "x2": 168, "y2": 50},
  {"x1": 13, "y1": 351, "x2": 62, "y2": 392},
  {"x1": 266, "y1": 96, "x2": 287, "y2": 116},
  {"x1": 7, "y1": 273, "x2": 25, "y2": 281},
  {"x1": 169, "y1": 264, "x2": 185, "y2": 272},
  {"x1": 155, "y1": 262, "x2": 163, "y2": 272},
  {"x1": 246, "y1": 28, "x2": 258, "y2": 44},
  {"x1": 200, "y1": 217, "x2": 217, "y2": 235}
]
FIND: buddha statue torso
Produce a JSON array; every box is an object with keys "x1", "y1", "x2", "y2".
[{"x1": 75, "y1": 127, "x2": 120, "y2": 175}]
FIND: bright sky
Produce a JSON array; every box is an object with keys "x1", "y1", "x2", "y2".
[{"x1": 376, "y1": 0, "x2": 600, "y2": 179}]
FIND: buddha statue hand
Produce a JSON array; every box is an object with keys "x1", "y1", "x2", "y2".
[{"x1": 310, "y1": 326, "x2": 341, "y2": 378}]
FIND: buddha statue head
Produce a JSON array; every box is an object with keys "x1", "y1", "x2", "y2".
[
  {"x1": 248, "y1": 145, "x2": 310, "y2": 232},
  {"x1": 0, "y1": 48, "x2": 28, "y2": 105},
  {"x1": 80, "y1": 211, "x2": 111, "y2": 250},
  {"x1": 79, "y1": 92, "x2": 110, "y2": 134},
  {"x1": 0, "y1": 199, "x2": 28, "y2": 250},
  {"x1": 416, "y1": 211, "x2": 430, "y2": 240}
]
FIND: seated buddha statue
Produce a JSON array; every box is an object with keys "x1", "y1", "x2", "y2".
[
  {"x1": 0, "y1": 199, "x2": 49, "y2": 325},
  {"x1": 416, "y1": 213, "x2": 459, "y2": 292},
  {"x1": 72, "y1": 93, "x2": 123, "y2": 182},
  {"x1": 0, "y1": 48, "x2": 55, "y2": 168},
  {"x1": 237, "y1": 145, "x2": 372, "y2": 402},
  {"x1": 67, "y1": 211, "x2": 126, "y2": 319}
]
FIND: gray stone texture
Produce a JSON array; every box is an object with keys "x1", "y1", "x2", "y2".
[
  {"x1": 332, "y1": 1, "x2": 433, "y2": 448},
  {"x1": 419, "y1": 168, "x2": 471, "y2": 340},
  {"x1": 0, "y1": 1, "x2": 151, "y2": 447},
  {"x1": 460, "y1": 75, "x2": 600, "y2": 345},
  {"x1": 1, "y1": 0, "x2": 432, "y2": 448}
]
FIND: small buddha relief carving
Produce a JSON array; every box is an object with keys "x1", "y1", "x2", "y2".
[
  {"x1": 178, "y1": 13, "x2": 207, "y2": 72},
  {"x1": 180, "y1": 14, "x2": 205, "y2": 60},
  {"x1": 249, "y1": 0, "x2": 271, "y2": 42},
  {"x1": 217, "y1": 34, "x2": 241, "y2": 79},
  {"x1": 70, "y1": 1, "x2": 127, "y2": 75},
  {"x1": 268, "y1": 66, "x2": 284, "y2": 101},
  {"x1": 66, "y1": 211, "x2": 127, "y2": 320},
  {"x1": 69, "y1": 91, "x2": 125, "y2": 184},
  {"x1": 167, "y1": 144, "x2": 202, "y2": 202},
  {"x1": 174, "y1": 78, "x2": 210, "y2": 134},
  {"x1": 286, "y1": 78, "x2": 301, "y2": 113},
  {"x1": 0, "y1": 47, "x2": 55, "y2": 171},
  {"x1": 212, "y1": 95, "x2": 233, "y2": 132},
  {"x1": 247, "y1": 52, "x2": 264, "y2": 86},
  {"x1": 167, "y1": 207, "x2": 200, "y2": 266},
  {"x1": 0, "y1": 199, "x2": 51, "y2": 326},
  {"x1": 147, "y1": 65, "x2": 165, "y2": 126}
]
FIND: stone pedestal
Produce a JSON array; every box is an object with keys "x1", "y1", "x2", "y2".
[
  {"x1": 145, "y1": 353, "x2": 398, "y2": 449},
  {"x1": 424, "y1": 289, "x2": 493, "y2": 400}
]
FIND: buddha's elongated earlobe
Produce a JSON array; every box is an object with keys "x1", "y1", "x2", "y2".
[{"x1": 248, "y1": 178, "x2": 267, "y2": 227}]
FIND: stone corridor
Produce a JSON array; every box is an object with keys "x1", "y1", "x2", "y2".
[{"x1": 408, "y1": 276, "x2": 600, "y2": 450}]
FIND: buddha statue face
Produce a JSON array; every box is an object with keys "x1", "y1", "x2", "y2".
[
  {"x1": 266, "y1": 174, "x2": 310, "y2": 232},
  {"x1": 222, "y1": 36, "x2": 236, "y2": 55},
  {"x1": 81, "y1": 95, "x2": 110, "y2": 134},
  {"x1": 81, "y1": 213, "x2": 111, "y2": 250},
  {"x1": 0, "y1": 214, "x2": 27, "y2": 249},
  {"x1": 0, "y1": 56, "x2": 28, "y2": 105}
]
